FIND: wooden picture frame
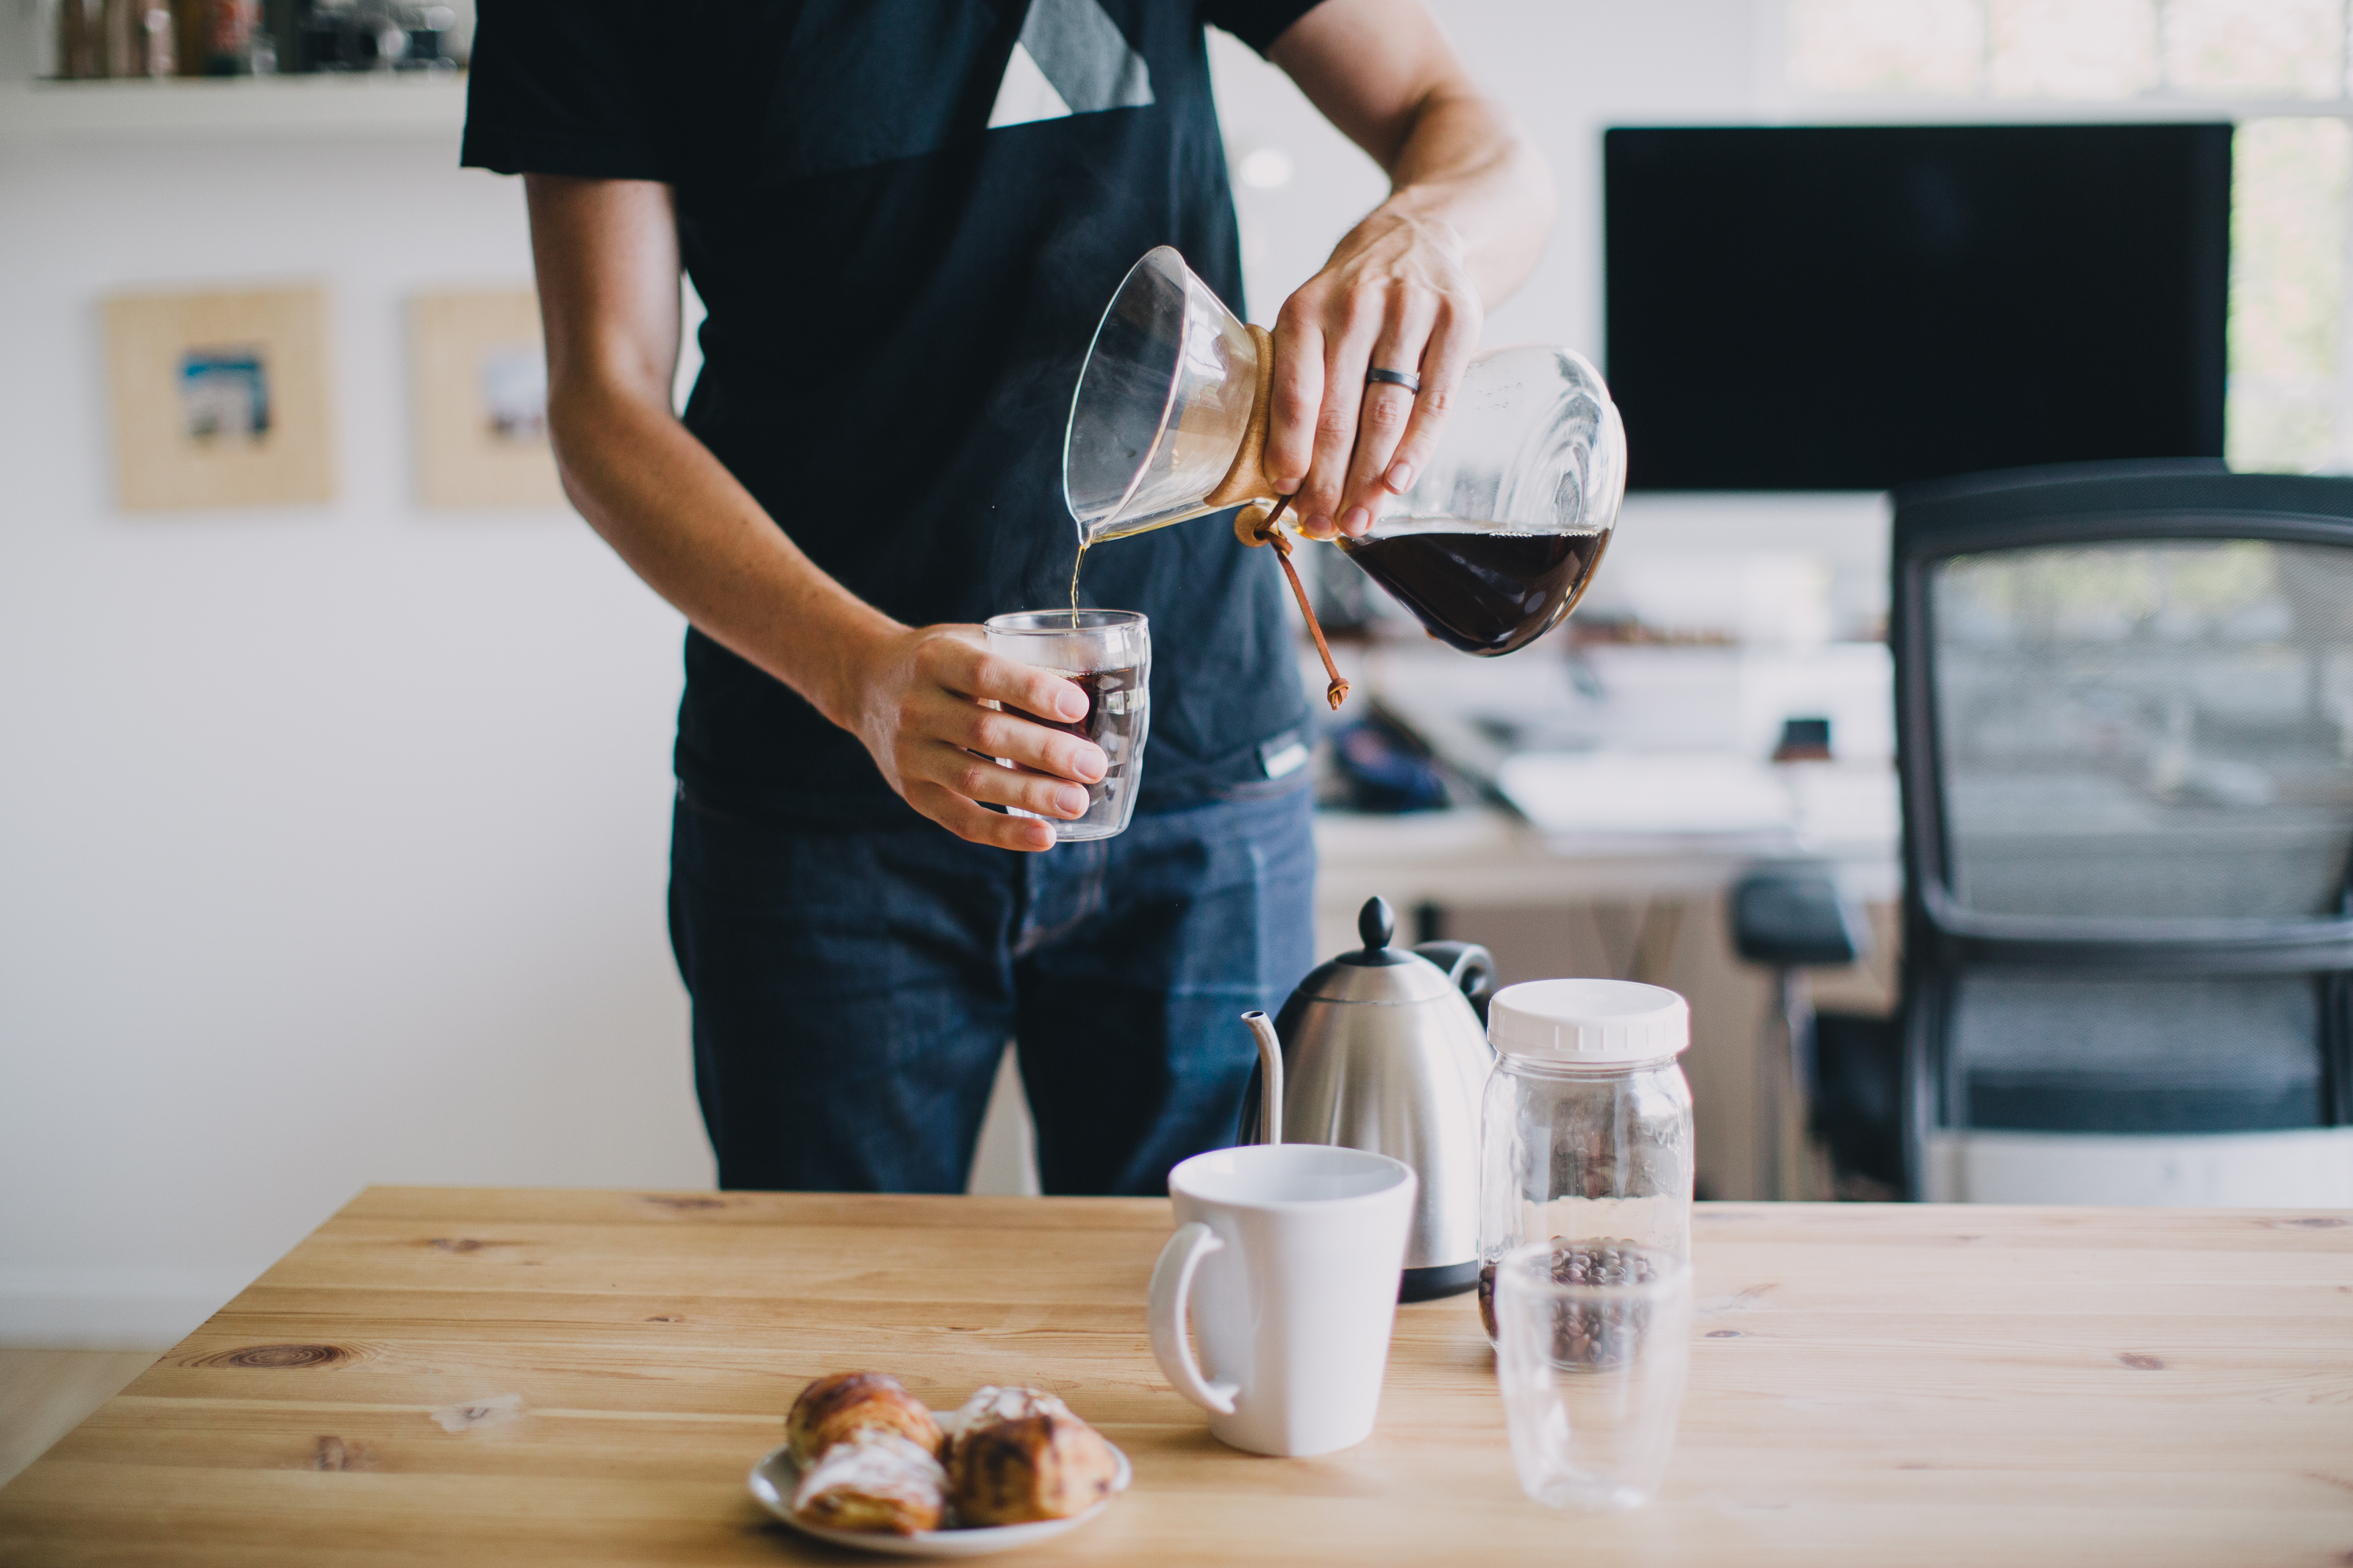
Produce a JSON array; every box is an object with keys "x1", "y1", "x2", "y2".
[
  {"x1": 410, "y1": 290, "x2": 565, "y2": 509},
  {"x1": 103, "y1": 284, "x2": 336, "y2": 511}
]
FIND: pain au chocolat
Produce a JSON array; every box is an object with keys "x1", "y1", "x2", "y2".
[
  {"x1": 943, "y1": 1391, "x2": 1123, "y2": 1526},
  {"x1": 936, "y1": 1384, "x2": 1074, "y2": 1457},
  {"x1": 785, "y1": 1371, "x2": 946, "y2": 1467}
]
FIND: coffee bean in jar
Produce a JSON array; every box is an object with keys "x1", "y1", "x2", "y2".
[{"x1": 1479, "y1": 1239, "x2": 1663, "y2": 1370}]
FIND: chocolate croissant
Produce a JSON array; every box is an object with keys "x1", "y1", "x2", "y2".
[
  {"x1": 937, "y1": 1384, "x2": 1074, "y2": 1458},
  {"x1": 790, "y1": 1430, "x2": 947, "y2": 1536},
  {"x1": 785, "y1": 1371, "x2": 945, "y2": 1466},
  {"x1": 947, "y1": 1411, "x2": 1123, "y2": 1526}
]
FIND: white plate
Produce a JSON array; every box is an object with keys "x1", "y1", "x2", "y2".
[{"x1": 748, "y1": 1439, "x2": 1131, "y2": 1558}]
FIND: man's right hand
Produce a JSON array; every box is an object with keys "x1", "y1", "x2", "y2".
[{"x1": 839, "y1": 623, "x2": 1107, "y2": 852}]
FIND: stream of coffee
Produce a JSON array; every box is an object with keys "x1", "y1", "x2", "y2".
[{"x1": 1068, "y1": 540, "x2": 1090, "y2": 625}]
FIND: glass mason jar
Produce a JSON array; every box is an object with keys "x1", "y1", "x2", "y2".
[{"x1": 1477, "y1": 980, "x2": 1695, "y2": 1345}]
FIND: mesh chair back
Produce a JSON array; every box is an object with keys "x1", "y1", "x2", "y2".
[{"x1": 1929, "y1": 537, "x2": 2353, "y2": 922}]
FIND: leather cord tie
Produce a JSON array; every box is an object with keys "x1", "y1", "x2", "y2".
[{"x1": 1235, "y1": 496, "x2": 1350, "y2": 711}]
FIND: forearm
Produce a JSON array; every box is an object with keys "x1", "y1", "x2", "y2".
[
  {"x1": 525, "y1": 171, "x2": 896, "y2": 731},
  {"x1": 1270, "y1": 1, "x2": 1553, "y2": 311},
  {"x1": 1261, "y1": 0, "x2": 1554, "y2": 534},
  {"x1": 526, "y1": 170, "x2": 1099, "y2": 851},
  {"x1": 549, "y1": 377, "x2": 1101, "y2": 848},
  {"x1": 1367, "y1": 90, "x2": 1552, "y2": 309},
  {"x1": 547, "y1": 380, "x2": 893, "y2": 733}
]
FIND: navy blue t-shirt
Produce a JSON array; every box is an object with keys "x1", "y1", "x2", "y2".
[{"x1": 462, "y1": 0, "x2": 1316, "y2": 820}]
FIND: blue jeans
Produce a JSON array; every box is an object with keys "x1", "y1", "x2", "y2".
[{"x1": 667, "y1": 785, "x2": 1317, "y2": 1196}]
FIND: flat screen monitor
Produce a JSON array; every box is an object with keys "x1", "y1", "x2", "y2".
[{"x1": 1604, "y1": 123, "x2": 2232, "y2": 491}]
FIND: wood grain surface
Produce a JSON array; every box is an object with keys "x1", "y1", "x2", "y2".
[
  {"x1": 2, "y1": 1189, "x2": 2348, "y2": 1567},
  {"x1": 0, "y1": 1352, "x2": 157, "y2": 1490}
]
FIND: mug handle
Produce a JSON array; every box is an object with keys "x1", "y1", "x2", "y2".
[{"x1": 1149, "y1": 1221, "x2": 1238, "y2": 1415}]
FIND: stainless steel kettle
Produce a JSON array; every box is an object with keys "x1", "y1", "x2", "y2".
[{"x1": 1239, "y1": 896, "x2": 1495, "y2": 1300}]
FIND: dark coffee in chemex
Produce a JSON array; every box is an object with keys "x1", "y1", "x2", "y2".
[{"x1": 1338, "y1": 527, "x2": 1607, "y2": 656}]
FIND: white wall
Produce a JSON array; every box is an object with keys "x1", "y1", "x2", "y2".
[
  {"x1": 1218, "y1": 0, "x2": 1774, "y2": 351},
  {"x1": 1, "y1": 1, "x2": 1815, "y2": 1347},
  {"x1": 0, "y1": 133, "x2": 713, "y2": 1345}
]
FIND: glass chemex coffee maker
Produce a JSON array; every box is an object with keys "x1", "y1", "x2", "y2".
[{"x1": 1064, "y1": 247, "x2": 1629, "y2": 676}]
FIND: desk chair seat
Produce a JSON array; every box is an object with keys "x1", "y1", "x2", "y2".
[{"x1": 1952, "y1": 972, "x2": 2321, "y2": 1133}]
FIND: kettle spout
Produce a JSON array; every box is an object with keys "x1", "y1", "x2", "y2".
[{"x1": 1240, "y1": 1009, "x2": 1283, "y2": 1146}]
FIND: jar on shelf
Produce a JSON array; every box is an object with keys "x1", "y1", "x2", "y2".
[{"x1": 1477, "y1": 979, "x2": 1695, "y2": 1345}]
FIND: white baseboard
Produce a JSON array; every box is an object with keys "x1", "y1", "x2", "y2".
[
  {"x1": 0, "y1": 1267, "x2": 252, "y2": 1350},
  {"x1": 1925, "y1": 1126, "x2": 2353, "y2": 1206}
]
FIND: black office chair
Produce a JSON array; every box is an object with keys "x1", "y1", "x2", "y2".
[{"x1": 1890, "y1": 462, "x2": 2353, "y2": 1203}]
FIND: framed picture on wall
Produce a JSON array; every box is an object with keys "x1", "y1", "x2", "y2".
[
  {"x1": 410, "y1": 290, "x2": 565, "y2": 509},
  {"x1": 103, "y1": 284, "x2": 335, "y2": 511}
]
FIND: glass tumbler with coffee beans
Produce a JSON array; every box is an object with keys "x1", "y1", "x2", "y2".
[
  {"x1": 982, "y1": 609, "x2": 1151, "y2": 842},
  {"x1": 1492, "y1": 1239, "x2": 1692, "y2": 1511}
]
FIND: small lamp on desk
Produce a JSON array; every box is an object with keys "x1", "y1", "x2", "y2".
[{"x1": 1772, "y1": 716, "x2": 1835, "y2": 764}]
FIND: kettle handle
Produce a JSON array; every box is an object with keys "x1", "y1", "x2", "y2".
[{"x1": 1410, "y1": 941, "x2": 1496, "y2": 1025}]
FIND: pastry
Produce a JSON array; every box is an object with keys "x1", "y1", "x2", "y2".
[
  {"x1": 947, "y1": 1411, "x2": 1124, "y2": 1526},
  {"x1": 785, "y1": 1371, "x2": 945, "y2": 1465},
  {"x1": 790, "y1": 1430, "x2": 948, "y2": 1536},
  {"x1": 936, "y1": 1384, "x2": 1074, "y2": 1458}
]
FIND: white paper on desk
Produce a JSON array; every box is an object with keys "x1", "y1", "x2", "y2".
[
  {"x1": 1788, "y1": 765, "x2": 1901, "y2": 848},
  {"x1": 1496, "y1": 752, "x2": 1794, "y2": 838}
]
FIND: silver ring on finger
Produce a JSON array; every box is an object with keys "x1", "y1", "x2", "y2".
[{"x1": 1365, "y1": 366, "x2": 1422, "y2": 395}]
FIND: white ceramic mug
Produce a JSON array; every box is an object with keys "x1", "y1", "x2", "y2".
[{"x1": 1149, "y1": 1144, "x2": 1418, "y2": 1457}]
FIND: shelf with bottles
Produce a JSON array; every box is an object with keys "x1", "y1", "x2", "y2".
[
  {"x1": 16, "y1": 0, "x2": 468, "y2": 140},
  {"x1": 42, "y1": 0, "x2": 463, "y2": 77},
  {"x1": 0, "y1": 69, "x2": 466, "y2": 143}
]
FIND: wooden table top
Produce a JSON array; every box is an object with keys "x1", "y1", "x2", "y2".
[{"x1": 3, "y1": 1188, "x2": 2349, "y2": 1567}]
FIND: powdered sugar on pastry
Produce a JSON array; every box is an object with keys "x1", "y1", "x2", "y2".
[
  {"x1": 790, "y1": 1431, "x2": 947, "y2": 1528},
  {"x1": 938, "y1": 1386, "x2": 1073, "y2": 1443}
]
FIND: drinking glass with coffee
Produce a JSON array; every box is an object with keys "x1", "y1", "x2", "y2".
[{"x1": 982, "y1": 609, "x2": 1151, "y2": 842}]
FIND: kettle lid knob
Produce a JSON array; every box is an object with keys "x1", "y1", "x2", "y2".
[{"x1": 1339, "y1": 896, "x2": 1415, "y2": 967}]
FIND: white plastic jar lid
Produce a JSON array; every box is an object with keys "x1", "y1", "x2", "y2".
[{"x1": 1488, "y1": 978, "x2": 1690, "y2": 1064}]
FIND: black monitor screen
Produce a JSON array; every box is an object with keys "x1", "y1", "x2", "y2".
[{"x1": 1604, "y1": 123, "x2": 2231, "y2": 491}]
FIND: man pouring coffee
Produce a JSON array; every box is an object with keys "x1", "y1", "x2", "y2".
[{"x1": 461, "y1": 0, "x2": 1553, "y2": 1195}]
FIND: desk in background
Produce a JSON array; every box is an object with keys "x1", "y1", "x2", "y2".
[{"x1": 1310, "y1": 640, "x2": 1902, "y2": 1200}]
